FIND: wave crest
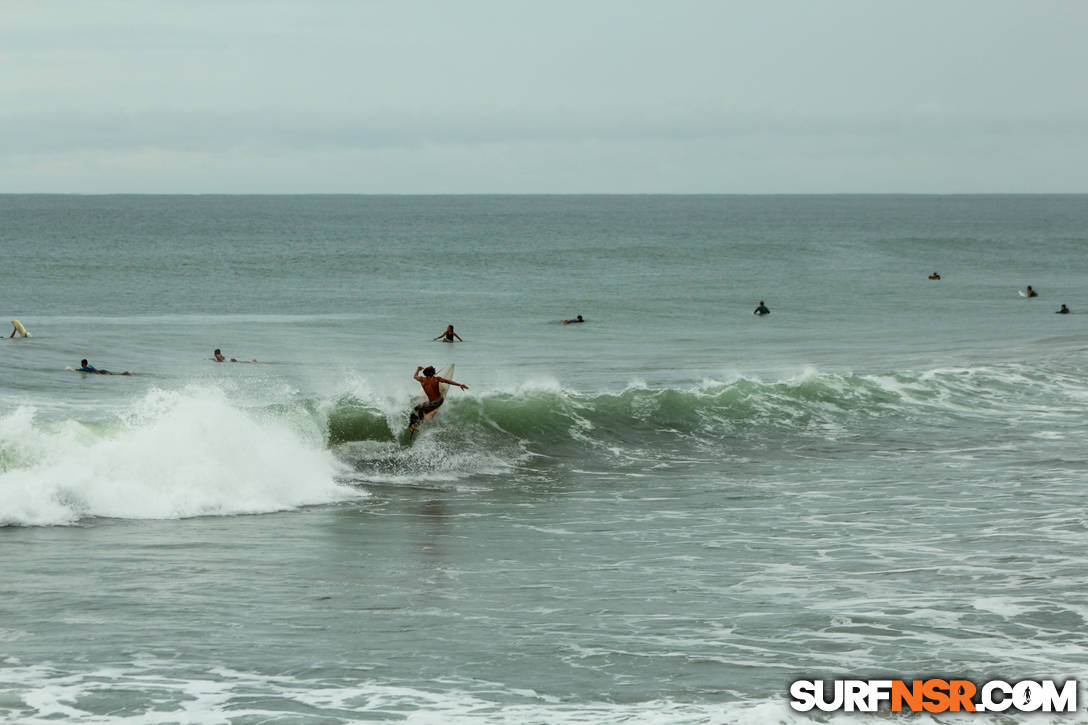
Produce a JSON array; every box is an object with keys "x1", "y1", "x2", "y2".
[{"x1": 326, "y1": 364, "x2": 1082, "y2": 450}]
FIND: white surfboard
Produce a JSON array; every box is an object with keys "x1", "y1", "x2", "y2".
[{"x1": 434, "y1": 363, "x2": 454, "y2": 402}]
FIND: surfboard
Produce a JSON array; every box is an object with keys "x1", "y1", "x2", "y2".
[
  {"x1": 10, "y1": 320, "x2": 29, "y2": 337},
  {"x1": 401, "y1": 364, "x2": 455, "y2": 444},
  {"x1": 434, "y1": 364, "x2": 454, "y2": 399}
]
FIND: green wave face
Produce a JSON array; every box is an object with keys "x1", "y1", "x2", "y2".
[{"x1": 322, "y1": 362, "x2": 1083, "y2": 482}]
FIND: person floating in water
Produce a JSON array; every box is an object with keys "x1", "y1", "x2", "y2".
[
  {"x1": 78, "y1": 359, "x2": 132, "y2": 376},
  {"x1": 1057, "y1": 304, "x2": 1070, "y2": 314},
  {"x1": 1025, "y1": 285, "x2": 1039, "y2": 297},
  {"x1": 928, "y1": 272, "x2": 941, "y2": 280},
  {"x1": 9, "y1": 319, "x2": 29, "y2": 337},
  {"x1": 753, "y1": 301, "x2": 771, "y2": 315},
  {"x1": 563, "y1": 315, "x2": 584, "y2": 324},
  {"x1": 432, "y1": 325, "x2": 463, "y2": 342},
  {"x1": 409, "y1": 365, "x2": 468, "y2": 427},
  {"x1": 213, "y1": 348, "x2": 257, "y2": 362}
]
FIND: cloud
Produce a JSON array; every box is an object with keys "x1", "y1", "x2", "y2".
[{"x1": 2, "y1": 0, "x2": 1088, "y2": 191}]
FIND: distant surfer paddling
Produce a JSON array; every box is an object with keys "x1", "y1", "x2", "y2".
[
  {"x1": 433, "y1": 325, "x2": 463, "y2": 343},
  {"x1": 563, "y1": 315, "x2": 584, "y2": 324},
  {"x1": 753, "y1": 301, "x2": 770, "y2": 315},
  {"x1": 1057, "y1": 304, "x2": 1070, "y2": 314},
  {"x1": 928, "y1": 272, "x2": 941, "y2": 280},
  {"x1": 213, "y1": 348, "x2": 257, "y2": 363},
  {"x1": 78, "y1": 359, "x2": 131, "y2": 376},
  {"x1": 1025, "y1": 285, "x2": 1038, "y2": 298},
  {"x1": 409, "y1": 365, "x2": 468, "y2": 427}
]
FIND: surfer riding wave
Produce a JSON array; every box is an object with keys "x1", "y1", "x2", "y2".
[{"x1": 410, "y1": 365, "x2": 468, "y2": 427}]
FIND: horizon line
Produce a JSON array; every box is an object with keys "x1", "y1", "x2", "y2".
[{"x1": 1, "y1": 191, "x2": 1086, "y2": 197}]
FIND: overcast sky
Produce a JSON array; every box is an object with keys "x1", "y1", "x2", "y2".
[{"x1": 2, "y1": 0, "x2": 1086, "y2": 193}]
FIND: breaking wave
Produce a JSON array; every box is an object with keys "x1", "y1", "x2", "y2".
[
  {"x1": 2, "y1": 362, "x2": 1082, "y2": 525},
  {"x1": 0, "y1": 387, "x2": 358, "y2": 527}
]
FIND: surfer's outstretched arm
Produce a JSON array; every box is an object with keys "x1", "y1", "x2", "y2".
[{"x1": 437, "y1": 377, "x2": 468, "y2": 390}]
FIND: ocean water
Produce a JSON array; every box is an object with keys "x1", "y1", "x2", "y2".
[{"x1": 1, "y1": 194, "x2": 1087, "y2": 723}]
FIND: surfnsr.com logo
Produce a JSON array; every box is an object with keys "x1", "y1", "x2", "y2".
[{"x1": 789, "y1": 679, "x2": 1077, "y2": 713}]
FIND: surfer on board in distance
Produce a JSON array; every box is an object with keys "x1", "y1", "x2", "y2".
[
  {"x1": 1057, "y1": 304, "x2": 1070, "y2": 314},
  {"x1": 213, "y1": 348, "x2": 257, "y2": 363},
  {"x1": 433, "y1": 325, "x2": 463, "y2": 342},
  {"x1": 409, "y1": 365, "x2": 468, "y2": 427},
  {"x1": 928, "y1": 272, "x2": 941, "y2": 280},
  {"x1": 753, "y1": 301, "x2": 770, "y2": 315},
  {"x1": 78, "y1": 359, "x2": 132, "y2": 376},
  {"x1": 1025, "y1": 285, "x2": 1039, "y2": 297},
  {"x1": 563, "y1": 315, "x2": 584, "y2": 324}
]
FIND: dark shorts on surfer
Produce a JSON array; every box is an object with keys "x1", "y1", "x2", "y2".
[{"x1": 410, "y1": 397, "x2": 445, "y2": 426}]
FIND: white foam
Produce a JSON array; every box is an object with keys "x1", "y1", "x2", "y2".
[
  {"x1": 972, "y1": 596, "x2": 1035, "y2": 618},
  {"x1": 0, "y1": 659, "x2": 825, "y2": 725},
  {"x1": 339, "y1": 431, "x2": 521, "y2": 487},
  {"x1": 0, "y1": 387, "x2": 360, "y2": 526}
]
